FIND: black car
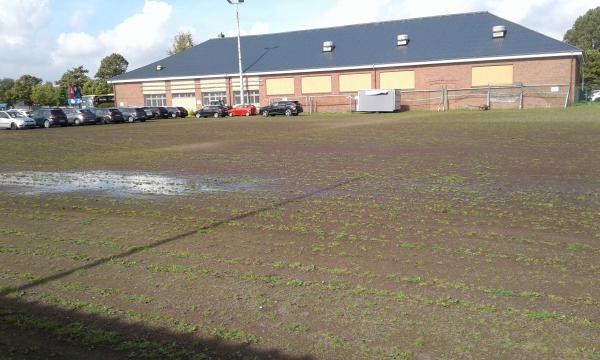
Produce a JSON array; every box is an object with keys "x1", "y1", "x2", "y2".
[
  {"x1": 142, "y1": 107, "x2": 160, "y2": 120},
  {"x1": 156, "y1": 107, "x2": 171, "y2": 119},
  {"x1": 93, "y1": 108, "x2": 125, "y2": 124},
  {"x1": 120, "y1": 107, "x2": 147, "y2": 123},
  {"x1": 143, "y1": 107, "x2": 169, "y2": 119},
  {"x1": 260, "y1": 101, "x2": 303, "y2": 117},
  {"x1": 195, "y1": 105, "x2": 229, "y2": 118},
  {"x1": 30, "y1": 108, "x2": 68, "y2": 128},
  {"x1": 166, "y1": 107, "x2": 188, "y2": 118}
]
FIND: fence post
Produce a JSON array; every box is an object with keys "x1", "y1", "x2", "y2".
[
  {"x1": 444, "y1": 87, "x2": 449, "y2": 111},
  {"x1": 564, "y1": 84, "x2": 571, "y2": 110},
  {"x1": 519, "y1": 85, "x2": 524, "y2": 109},
  {"x1": 487, "y1": 85, "x2": 491, "y2": 109}
]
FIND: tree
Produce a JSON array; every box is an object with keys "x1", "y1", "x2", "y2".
[
  {"x1": 564, "y1": 7, "x2": 600, "y2": 90},
  {"x1": 95, "y1": 53, "x2": 129, "y2": 81},
  {"x1": 0, "y1": 78, "x2": 15, "y2": 103},
  {"x1": 10, "y1": 75, "x2": 42, "y2": 105},
  {"x1": 55, "y1": 66, "x2": 90, "y2": 106},
  {"x1": 83, "y1": 78, "x2": 112, "y2": 96},
  {"x1": 168, "y1": 31, "x2": 194, "y2": 55},
  {"x1": 31, "y1": 82, "x2": 60, "y2": 106}
]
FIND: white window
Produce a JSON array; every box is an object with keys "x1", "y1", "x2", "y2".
[
  {"x1": 172, "y1": 92, "x2": 195, "y2": 99},
  {"x1": 233, "y1": 90, "x2": 260, "y2": 105},
  {"x1": 202, "y1": 92, "x2": 227, "y2": 106},
  {"x1": 144, "y1": 94, "x2": 166, "y2": 107}
]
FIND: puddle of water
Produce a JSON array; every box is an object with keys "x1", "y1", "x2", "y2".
[{"x1": 0, "y1": 171, "x2": 259, "y2": 197}]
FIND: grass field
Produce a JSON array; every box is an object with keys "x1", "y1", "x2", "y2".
[{"x1": 0, "y1": 107, "x2": 599, "y2": 359}]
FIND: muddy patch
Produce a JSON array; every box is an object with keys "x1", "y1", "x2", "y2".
[{"x1": 0, "y1": 171, "x2": 266, "y2": 197}]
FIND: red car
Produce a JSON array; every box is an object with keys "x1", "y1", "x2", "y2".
[{"x1": 228, "y1": 104, "x2": 257, "y2": 117}]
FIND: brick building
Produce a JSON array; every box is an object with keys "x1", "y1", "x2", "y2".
[{"x1": 109, "y1": 12, "x2": 582, "y2": 112}]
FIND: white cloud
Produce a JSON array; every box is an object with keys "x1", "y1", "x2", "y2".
[
  {"x1": 311, "y1": 0, "x2": 598, "y2": 40},
  {"x1": 0, "y1": 0, "x2": 49, "y2": 47},
  {"x1": 52, "y1": 1, "x2": 173, "y2": 72}
]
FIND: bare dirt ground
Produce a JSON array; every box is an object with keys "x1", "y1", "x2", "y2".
[{"x1": 0, "y1": 108, "x2": 599, "y2": 359}]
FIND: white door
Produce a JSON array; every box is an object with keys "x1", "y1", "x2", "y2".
[{"x1": 0, "y1": 112, "x2": 10, "y2": 129}]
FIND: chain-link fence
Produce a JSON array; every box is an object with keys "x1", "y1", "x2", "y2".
[{"x1": 278, "y1": 84, "x2": 572, "y2": 113}]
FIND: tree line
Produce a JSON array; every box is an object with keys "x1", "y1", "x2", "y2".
[
  {"x1": 0, "y1": 53, "x2": 129, "y2": 107},
  {"x1": 0, "y1": 31, "x2": 196, "y2": 108}
]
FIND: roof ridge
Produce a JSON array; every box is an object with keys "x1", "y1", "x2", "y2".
[{"x1": 214, "y1": 11, "x2": 491, "y2": 41}]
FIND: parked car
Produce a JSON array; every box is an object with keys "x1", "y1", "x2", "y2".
[
  {"x1": 11, "y1": 109, "x2": 32, "y2": 117},
  {"x1": 155, "y1": 106, "x2": 171, "y2": 119},
  {"x1": 228, "y1": 104, "x2": 257, "y2": 117},
  {"x1": 63, "y1": 108, "x2": 98, "y2": 125},
  {"x1": 30, "y1": 108, "x2": 68, "y2": 128},
  {"x1": 142, "y1": 107, "x2": 169, "y2": 119},
  {"x1": 260, "y1": 101, "x2": 303, "y2": 117},
  {"x1": 0, "y1": 110, "x2": 36, "y2": 130},
  {"x1": 142, "y1": 107, "x2": 160, "y2": 120},
  {"x1": 166, "y1": 107, "x2": 188, "y2": 118},
  {"x1": 120, "y1": 107, "x2": 148, "y2": 123},
  {"x1": 590, "y1": 90, "x2": 600, "y2": 102},
  {"x1": 195, "y1": 105, "x2": 229, "y2": 118},
  {"x1": 92, "y1": 108, "x2": 125, "y2": 124}
]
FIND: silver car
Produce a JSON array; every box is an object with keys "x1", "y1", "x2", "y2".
[
  {"x1": 63, "y1": 108, "x2": 98, "y2": 125},
  {"x1": 1, "y1": 111, "x2": 36, "y2": 130}
]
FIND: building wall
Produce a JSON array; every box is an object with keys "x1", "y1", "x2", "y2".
[{"x1": 114, "y1": 56, "x2": 579, "y2": 112}]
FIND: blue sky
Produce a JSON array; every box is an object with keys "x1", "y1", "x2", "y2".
[{"x1": 0, "y1": 0, "x2": 596, "y2": 82}]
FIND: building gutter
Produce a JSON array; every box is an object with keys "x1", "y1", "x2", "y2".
[{"x1": 109, "y1": 51, "x2": 584, "y2": 84}]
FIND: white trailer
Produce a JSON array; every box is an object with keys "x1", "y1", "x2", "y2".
[{"x1": 356, "y1": 89, "x2": 401, "y2": 112}]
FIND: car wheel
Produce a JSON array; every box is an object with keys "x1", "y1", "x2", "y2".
[
  {"x1": 195, "y1": 113, "x2": 201, "y2": 118},
  {"x1": 75, "y1": 119, "x2": 81, "y2": 126},
  {"x1": 285, "y1": 109, "x2": 293, "y2": 116},
  {"x1": 229, "y1": 112, "x2": 234, "y2": 117},
  {"x1": 262, "y1": 110, "x2": 269, "y2": 117},
  {"x1": 213, "y1": 113, "x2": 219, "y2": 118},
  {"x1": 128, "y1": 116, "x2": 134, "y2": 123},
  {"x1": 10, "y1": 123, "x2": 17, "y2": 130},
  {"x1": 245, "y1": 111, "x2": 251, "y2": 117},
  {"x1": 103, "y1": 118, "x2": 109, "y2": 125},
  {"x1": 43, "y1": 120, "x2": 51, "y2": 128},
  {"x1": 141, "y1": 119, "x2": 146, "y2": 122}
]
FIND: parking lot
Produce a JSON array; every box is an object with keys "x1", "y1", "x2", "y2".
[{"x1": 0, "y1": 108, "x2": 599, "y2": 359}]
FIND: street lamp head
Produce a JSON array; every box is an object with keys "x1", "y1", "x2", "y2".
[{"x1": 226, "y1": 0, "x2": 244, "y2": 3}]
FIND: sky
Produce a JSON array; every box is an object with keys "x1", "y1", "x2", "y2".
[{"x1": 0, "y1": 0, "x2": 597, "y2": 82}]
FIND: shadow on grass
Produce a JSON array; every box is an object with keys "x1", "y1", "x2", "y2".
[
  {"x1": 0, "y1": 176, "x2": 366, "y2": 359},
  {"x1": 0, "y1": 296, "x2": 313, "y2": 359}
]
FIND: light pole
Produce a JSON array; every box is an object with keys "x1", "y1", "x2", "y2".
[{"x1": 227, "y1": 0, "x2": 245, "y2": 105}]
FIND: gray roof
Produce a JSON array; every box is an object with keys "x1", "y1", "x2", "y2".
[{"x1": 111, "y1": 12, "x2": 580, "y2": 83}]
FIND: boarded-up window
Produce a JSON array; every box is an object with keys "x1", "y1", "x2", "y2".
[
  {"x1": 380, "y1": 71, "x2": 415, "y2": 89},
  {"x1": 170, "y1": 80, "x2": 196, "y2": 94},
  {"x1": 302, "y1": 76, "x2": 332, "y2": 94},
  {"x1": 200, "y1": 79, "x2": 226, "y2": 92},
  {"x1": 339, "y1": 74, "x2": 372, "y2": 92},
  {"x1": 143, "y1": 82, "x2": 166, "y2": 95},
  {"x1": 266, "y1": 78, "x2": 295, "y2": 95},
  {"x1": 472, "y1": 65, "x2": 513, "y2": 87}
]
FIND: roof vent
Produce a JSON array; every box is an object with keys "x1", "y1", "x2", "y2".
[
  {"x1": 156, "y1": 65, "x2": 164, "y2": 71},
  {"x1": 323, "y1": 41, "x2": 334, "y2": 52},
  {"x1": 397, "y1": 34, "x2": 409, "y2": 46},
  {"x1": 217, "y1": 32, "x2": 225, "y2": 39},
  {"x1": 492, "y1": 25, "x2": 507, "y2": 38}
]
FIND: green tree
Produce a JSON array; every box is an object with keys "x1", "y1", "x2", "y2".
[
  {"x1": 168, "y1": 31, "x2": 194, "y2": 55},
  {"x1": 0, "y1": 78, "x2": 15, "y2": 103},
  {"x1": 95, "y1": 53, "x2": 129, "y2": 81},
  {"x1": 31, "y1": 82, "x2": 60, "y2": 106},
  {"x1": 564, "y1": 7, "x2": 600, "y2": 90},
  {"x1": 82, "y1": 78, "x2": 112, "y2": 96},
  {"x1": 55, "y1": 66, "x2": 90, "y2": 106},
  {"x1": 10, "y1": 75, "x2": 42, "y2": 105}
]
